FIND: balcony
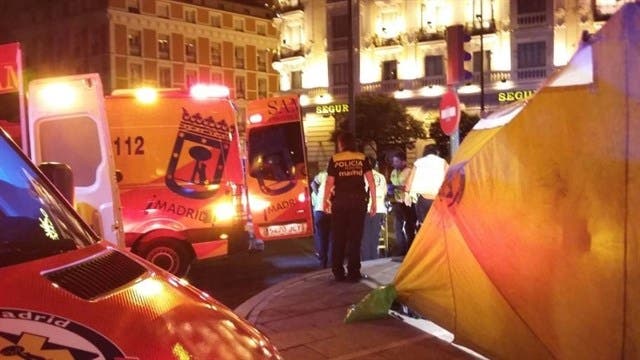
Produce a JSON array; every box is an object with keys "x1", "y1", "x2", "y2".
[
  {"x1": 517, "y1": 11, "x2": 547, "y2": 26},
  {"x1": 414, "y1": 28, "x2": 445, "y2": 43},
  {"x1": 466, "y1": 19, "x2": 497, "y2": 35},
  {"x1": 368, "y1": 34, "x2": 403, "y2": 48}
]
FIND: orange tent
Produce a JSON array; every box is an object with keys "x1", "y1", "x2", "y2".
[{"x1": 393, "y1": 4, "x2": 640, "y2": 359}]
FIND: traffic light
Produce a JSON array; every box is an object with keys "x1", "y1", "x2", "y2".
[{"x1": 446, "y1": 24, "x2": 472, "y2": 85}]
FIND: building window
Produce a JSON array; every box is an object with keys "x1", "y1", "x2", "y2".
[
  {"x1": 516, "y1": 0, "x2": 546, "y2": 25},
  {"x1": 257, "y1": 50, "x2": 267, "y2": 72},
  {"x1": 329, "y1": 14, "x2": 349, "y2": 50},
  {"x1": 126, "y1": 0, "x2": 140, "y2": 14},
  {"x1": 129, "y1": 63, "x2": 142, "y2": 87},
  {"x1": 517, "y1": 0, "x2": 545, "y2": 14},
  {"x1": 382, "y1": 60, "x2": 397, "y2": 80},
  {"x1": 128, "y1": 30, "x2": 141, "y2": 56},
  {"x1": 211, "y1": 13, "x2": 221, "y2": 27},
  {"x1": 185, "y1": 8, "x2": 196, "y2": 23},
  {"x1": 157, "y1": 2, "x2": 169, "y2": 18},
  {"x1": 257, "y1": 23, "x2": 266, "y2": 35},
  {"x1": 235, "y1": 46, "x2": 245, "y2": 69},
  {"x1": 158, "y1": 34, "x2": 170, "y2": 60},
  {"x1": 424, "y1": 55, "x2": 444, "y2": 77},
  {"x1": 291, "y1": 71, "x2": 302, "y2": 89},
  {"x1": 258, "y1": 78, "x2": 267, "y2": 98},
  {"x1": 234, "y1": 18, "x2": 244, "y2": 32},
  {"x1": 185, "y1": 38, "x2": 197, "y2": 63},
  {"x1": 517, "y1": 41, "x2": 545, "y2": 68},
  {"x1": 211, "y1": 72, "x2": 222, "y2": 84},
  {"x1": 473, "y1": 50, "x2": 491, "y2": 73},
  {"x1": 235, "y1": 76, "x2": 246, "y2": 99},
  {"x1": 186, "y1": 70, "x2": 197, "y2": 87},
  {"x1": 331, "y1": 62, "x2": 348, "y2": 85},
  {"x1": 211, "y1": 43, "x2": 221, "y2": 66},
  {"x1": 159, "y1": 66, "x2": 171, "y2": 87}
]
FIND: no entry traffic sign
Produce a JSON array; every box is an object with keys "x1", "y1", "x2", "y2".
[{"x1": 439, "y1": 88, "x2": 460, "y2": 136}]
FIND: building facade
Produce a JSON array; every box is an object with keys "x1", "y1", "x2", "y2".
[
  {"x1": 271, "y1": 0, "x2": 629, "y2": 170},
  {"x1": 0, "y1": 0, "x2": 280, "y2": 102}
]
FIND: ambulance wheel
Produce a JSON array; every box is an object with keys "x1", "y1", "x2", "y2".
[{"x1": 139, "y1": 239, "x2": 193, "y2": 277}]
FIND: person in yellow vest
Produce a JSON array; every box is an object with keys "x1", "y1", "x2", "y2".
[
  {"x1": 323, "y1": 132, "x2": 376, "y2": 282},
  {"x1": 388, "y1": 150, "x2": 416, "y2": 258}
]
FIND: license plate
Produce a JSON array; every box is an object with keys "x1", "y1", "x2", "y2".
[{"x1": 265, "y1": 223, "x2": 306, "y2": 237}]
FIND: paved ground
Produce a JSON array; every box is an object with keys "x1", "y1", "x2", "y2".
[{"x1": 236, "y1": 258, "x2": 482, "y2": 359}]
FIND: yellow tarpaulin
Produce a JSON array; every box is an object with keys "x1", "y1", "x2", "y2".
[{"x1": 394, "y1": 4, "x2": 640, "y2": 359}]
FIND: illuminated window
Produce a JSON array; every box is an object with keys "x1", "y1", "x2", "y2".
[
  {"x1": 158, "y1": 34, "x2": 170, "y2": 60},
  {"x1": 234, "y1": 18, "x2": 244, "y2": 32},
  {"x1": 235, "y1": 76, "x2": 246, "y2": 99},
  {"x1": 128, "y1": 30, "x2": 141, "y2": 56},
  {"x1": 257, "y1": 23, "x2": 266, "y2": 35},
  {"x1": 424, "y1": 55, "x2": 444, "y2": 77},
  {"x1": 185, "y1": 8, "x2": 196, "y2": 23},
  {"x1": 258, "y1": 78, "x2": 267, "y2": 98},
  {"x1": 257, "y1": 50, "x2": 267, "y2": 72},
  {"x1": 157, "y1": 2, "x2": 169, "y2": 18},
  {"x1": 211, "y1": 13, "x2": 221, "y2": 27},
  {"x1": 126, "y1": 0, "x2": 140, "y2": 13},
  {"x1": 185, "y1": 38, "x2": 197, "y2": 63},
  {"x1": 291, "y1": 71, "x2": 302, "y2": 89},
  {"x1": 159, "y1": 66, "x2": 171, "y2": 87},
  {"x1": 211, "y1": 43, "x2": 221, "y2": 66},
  {"x1": 382, "y1": 60, "x2": 397, "y2": 81},
  {"x1": 129, "y1": 63, "x2": 142, "y2": 87},
  {"x1": 235, "y1": 46, "x2": 245, "y2": 69}
]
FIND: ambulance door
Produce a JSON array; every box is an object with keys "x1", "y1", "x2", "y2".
[
  {"x1": 27, "y1": 74, "x2": 124, "y2": 247},
  {"x1": 245, "y1": 96, "x2": 313, "y2": 241}
]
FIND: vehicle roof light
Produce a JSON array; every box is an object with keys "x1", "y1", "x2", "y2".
[
  {"x1": 249, "y1": 114, "x2": 262, "y2": 124},
  {"x1": 39, "y1": 83, "x2": 76, "y2": 110},
  {"x1": 134, "y1": 87, "x2": 158, "y2": 104},
  {"x1": 190, "y1": 84, "x2": 230, "y2": 100}
]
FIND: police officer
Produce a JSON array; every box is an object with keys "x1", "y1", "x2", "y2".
[{"x1": 323, "y1": 132, "x2": 376, "y2": 282}]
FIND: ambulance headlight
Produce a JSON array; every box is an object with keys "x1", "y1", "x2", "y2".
[
  {"x1": 213, "y1": 202, "x2": 235, "y2": 222},
  {"x1": 249, "y1": 197, "x2": 270, "y2": 212}
]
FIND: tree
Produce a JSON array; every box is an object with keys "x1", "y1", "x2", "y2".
[
  {"x1": 428, "y1": 111, "x2": 480, "y2": 161},
  {"x1": 334, "y1": 93, "x2": 428, "y2": 159}
]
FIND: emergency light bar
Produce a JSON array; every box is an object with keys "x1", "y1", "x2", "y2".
[
  {"x1": 38, "y1": 83, "x2": 77, "y2": 110},
  {"x1": 190, "y1": 84, "x2": 230, "y2": 100}
]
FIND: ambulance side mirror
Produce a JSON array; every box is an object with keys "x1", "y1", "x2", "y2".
[{"x1": 39, "y1": 162, "x2": 75, "y2": 204}]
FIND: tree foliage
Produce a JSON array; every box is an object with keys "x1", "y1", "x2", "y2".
[
  {"x1": 334, "y1": 93, "x2": 428, "y2": 157},
  {"x1": 428, "y1": 111, "x2": 481, "y2": 161}
]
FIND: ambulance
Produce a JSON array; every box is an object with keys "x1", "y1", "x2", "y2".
[
  {"x1": 0, "y1": 125, "x2": 281, "y2": 359},
  {"x1": 25, "y1": 73, "x2": 313, "y2": 276}
]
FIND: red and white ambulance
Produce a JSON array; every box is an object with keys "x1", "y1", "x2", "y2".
[{"x1": 24, "y1": 73, "x2": 313, "y2": 276}]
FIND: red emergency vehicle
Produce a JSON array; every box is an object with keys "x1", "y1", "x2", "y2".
[{"x1": 25, "y1": 73, "x2": 313, "y2": 276}]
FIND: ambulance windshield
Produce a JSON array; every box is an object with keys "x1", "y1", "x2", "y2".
[
  {"x1": 0, "y1": 131, "x2": 99, "y2": 268},
  {"x1": 248, "y1": 122, "x2": 306, "y2": 182}
]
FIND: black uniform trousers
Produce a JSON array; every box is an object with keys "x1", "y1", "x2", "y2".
[{"x1": 330, "y1": 194, "x2": 368, "y2": 278}]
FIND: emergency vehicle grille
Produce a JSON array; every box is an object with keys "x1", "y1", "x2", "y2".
[{"x1": 44, "y1": 250, "x2": 147, "y2": 300}]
